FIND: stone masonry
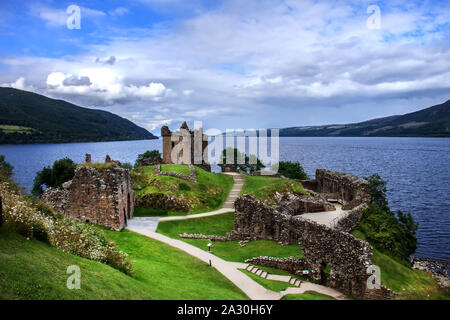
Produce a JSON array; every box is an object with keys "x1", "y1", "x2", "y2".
[
  {"x1": 228, "y1": 195, "x2": 394, "y2": 299},
  {"x1": 161, "y1": 122, "x2": 211, "y2": 172},
  {"x1": 301, "y1": 169, "x2": 370, "y2": 210},
  {"x1": 42, "y1": 160, "x2": 135, "y2": 231}
]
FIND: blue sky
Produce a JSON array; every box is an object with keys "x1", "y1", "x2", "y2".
[{"x1": 1, "y1": 0, "x2": 449, "y2": 134}]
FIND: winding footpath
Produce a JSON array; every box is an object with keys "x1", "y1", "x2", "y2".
[{"x1": 127, "y1": 172, "x2": 348, "y2": 300}]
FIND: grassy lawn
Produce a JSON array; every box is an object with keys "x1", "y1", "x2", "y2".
[
  {"x1": 160, "y1": 164, "x2": 191, "y2": 176},
  {"x1": 352, "y1": 230, "x2": 449, "y2": 300},
  {"x1": 0, "y1": 225, "x2": 248, "y2": 300},
  {"x1": 157, "y1": 212, "x2": 302, "y2": 262},
  {"x1": 240, "y1": 269, "x2": 296, "y2": 292},
  {"x1": 239, "y1": 269, "x2": 334, "y2": 300},
  {"x1": 131, "y1": 165, "x2": 234, "y2": 215},
  {"x1": 240, "y1": 175, "x2": 309, "y2": 205},
  {"x1": 281, "y1": 291, "x2": 335, "y2": 300}
]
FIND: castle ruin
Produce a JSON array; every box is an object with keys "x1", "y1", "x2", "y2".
[
  {"x1": 42, "y1": 155, "x2": 134, "y2": 231},
  {"x1": 161, "y1": 122, "x2": 211, "y2": 172}
]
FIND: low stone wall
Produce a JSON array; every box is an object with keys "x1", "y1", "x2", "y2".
[
  {"x1": 301, "y1": 169, "x2": 370, "y2": 210},
  {"x1": 229, "y1": 195, "x2": 393, "y2": 299},
  {"x1": 274, "y1": 193, "x2": 336, "y2": 215},
  {"x1": 42, "y1": 165, "x2": 134, "y2": 231},
  {"x1": 154, "y1": 164, "x2": 197, "y2": 182},
  {"x1": 179, "y1": 233, "x2": 228, "y2": 241},
  {"x1": 245, "y1": 256, "x2": 306, "y2": 275},
  {"x1": 330, "y1": 204, "x2": 366, "y2": 232},
  {"x1": 137, "y1": 155, "x2": 162, "y2": 167}
]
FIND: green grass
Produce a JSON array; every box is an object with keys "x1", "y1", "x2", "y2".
[
  {"x1": 240, "y1": 269, "x2": 296, "y2": 292},
  {"x1": 160, "y1": 164, "x2": 190, "y2": 176},
  {"x1": 352, "y1": 230, "x2": 449, "y2": 300},
  {"x1": 255, "y1": 266, "x2": 309, "y2": 282},
  {"x1": 157, "y1": 212, "x2": 302, "y2": 263},
  {"x1": 281, "y1": 291, "x2": 335, "y2": 300},
  {"x1": 0, "y1": 225, "x2": 248, "y2": 300},
  {"x1": 0, "y1": 125, "x2": 37, "y2": 134},
  {"x1": 240, "y1": 268, "x2": 334, "y2": 300},
  {"x1": 131, "y1": 165, "x2": 234, "y2": 215},
  {"x1": 133, "y1": 207, "x2": 186, "y2": 217},
  {"x1": 240, "y1": 175, "x2": 309, "y2": 205}
]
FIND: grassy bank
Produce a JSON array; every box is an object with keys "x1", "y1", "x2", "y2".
[
  {"x1": 0, "y1": 225, "x2": 248, "y2": 300},
  {"x1": 132, "y1": 165, "x2": 234, "y2": 216},
  {"x1": 352, "y1": 230, "x2": 449, "y2": 300},
  {"x1": 240, "y1": 175, "x2": 308, "y2": 205},
  {"x1": 157, "y1": 212, "x2": 302, "y2": 262},
  {"x1": 281, "y1": 292, "x2": 335, "y2": 300}
]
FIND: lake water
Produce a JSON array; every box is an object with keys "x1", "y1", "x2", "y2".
[{"x1": 0, "y1": 137, "x2": 449, "y2": 263}]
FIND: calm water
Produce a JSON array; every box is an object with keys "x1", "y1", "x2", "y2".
[{"x1": 0, "y1": 137, "x2": 449, "y2": 263}]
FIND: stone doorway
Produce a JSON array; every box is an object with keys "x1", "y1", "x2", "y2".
[
  {"x1": 320, "y1": 262, "x2": 331, "y2": 285},
  {"x1": 123, "y1": 208, "x2": 128, "y2": 227}
]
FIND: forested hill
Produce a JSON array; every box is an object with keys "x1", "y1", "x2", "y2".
[
  {"x1": 279, "y1": 100, "x2": 450, "y2": 137},
  {"x1": 0, "y1": 87, "x2": 157, "y2": 144}
]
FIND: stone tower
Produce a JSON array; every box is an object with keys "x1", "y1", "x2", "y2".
[{"x1": 161, "y1": 122, "x2": 211, "y2": 172}]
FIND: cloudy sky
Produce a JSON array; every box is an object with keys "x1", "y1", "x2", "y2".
[{"x1": 1, "y1": 0, "x2": 449, "y2": 134}]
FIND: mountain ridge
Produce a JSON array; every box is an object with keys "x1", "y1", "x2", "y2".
[
  {"x1": 0, "y1": 87, "x2": 157, "y2": 144},
  {"x1": 279, "y1": 100, "x2": 450, "y2": 137}
]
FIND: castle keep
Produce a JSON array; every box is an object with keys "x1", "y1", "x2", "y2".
[
  {"x1": 161, "y1": 122, "x2": 211, "y2": 172},
  {"x1": 42, "y1": 155, "x2": 134, "y2": 230}
]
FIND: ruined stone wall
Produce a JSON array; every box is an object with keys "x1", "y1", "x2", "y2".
[
  {"x1": 230, "y1": 195, "x2": 393, "y2": 299},
  {"x1": 42, "y1": 166, "x2": 135, "y2": 231},
  {"x1": 311, "y1": 169, "x2": 370, "y2": 210}
]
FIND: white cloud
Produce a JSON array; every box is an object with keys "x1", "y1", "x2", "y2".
[{"x1": 109, "y1": 7, "x2": 130, "y2": 17}]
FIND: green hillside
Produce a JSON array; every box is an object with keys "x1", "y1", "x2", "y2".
[
  {"x1": 0, "y1": 87, "x2": 157, "y2": 144},
  {"x1": 0, "y1": 225, "x2": 247, "y2": 300},
  {"x1": 279, "y1": 100, "x2": 450, "y2": 137}
]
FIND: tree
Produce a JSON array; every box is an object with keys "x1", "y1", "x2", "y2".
[
  {"x1": 0, "y1": 155, "x2": 14, "y2": 182},
  {"x1": 365, "y1": 174, "x2": 389, "y2": 211},
  {"x1": 135, "y1": 150, "x2": 161, "y2": 167},
  {"x1": 276, "y1": 161, "x2": 309, "y2": 180},
  {"x1": 218, "y1": 148, "x2": 265, "y2": 174},
  {"x1": 357, "y1": 174, "x2": 418, "y2": 260},
  {"x1": 32, "y1": 158, "x2": 76, "y2": 197}
]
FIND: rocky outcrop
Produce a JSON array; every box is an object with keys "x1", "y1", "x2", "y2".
[
  {"x1": 42, "y1": 163, "x2": 134, "y2": 231},
  {"x1": 302, "y1": 169, "x2": 370, "y2": 210}
]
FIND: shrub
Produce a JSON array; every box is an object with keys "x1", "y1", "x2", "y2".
[
  {"x1": 32, "y1": 158, "x2": 76, "y2": 197},
  {"x1": 135, "y1": 150, "x2": 161, "y2": 167},
  {"x1": 0, "y1": 181, "x2": 133, "y2": 275},
  {"x1": 218, "y1": 148, "x2": 265, "y2": 174},
  {"x1": 0, "y1": 155, "x2": 13, "y2": 182},
  {"x1": 276, "y1": 161, "x2": 309, "y2": 180},
  {"x1": 356, "y1": 174, "x2": 418, "y2": 261},
  {"x1": 179, "y1": 183, "x2": 191, "y2": 191},
  {"x1": 121, "y1": 162, "x2": 133, "y2": 170}
]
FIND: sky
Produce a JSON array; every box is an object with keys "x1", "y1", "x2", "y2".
[{"x1": 0, "y1": 0, "x2": 449, "y2": 134}]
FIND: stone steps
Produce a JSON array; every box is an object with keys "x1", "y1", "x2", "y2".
[
  {"x1": 244, "y1": 264, "x2": 302, "y2": 287},
  {"x1": 222, "y1": 174, "x2": 244, "y2": 209},
  {"x1": 245, "y1": 264, "x2": 268, "y2": 279}
]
